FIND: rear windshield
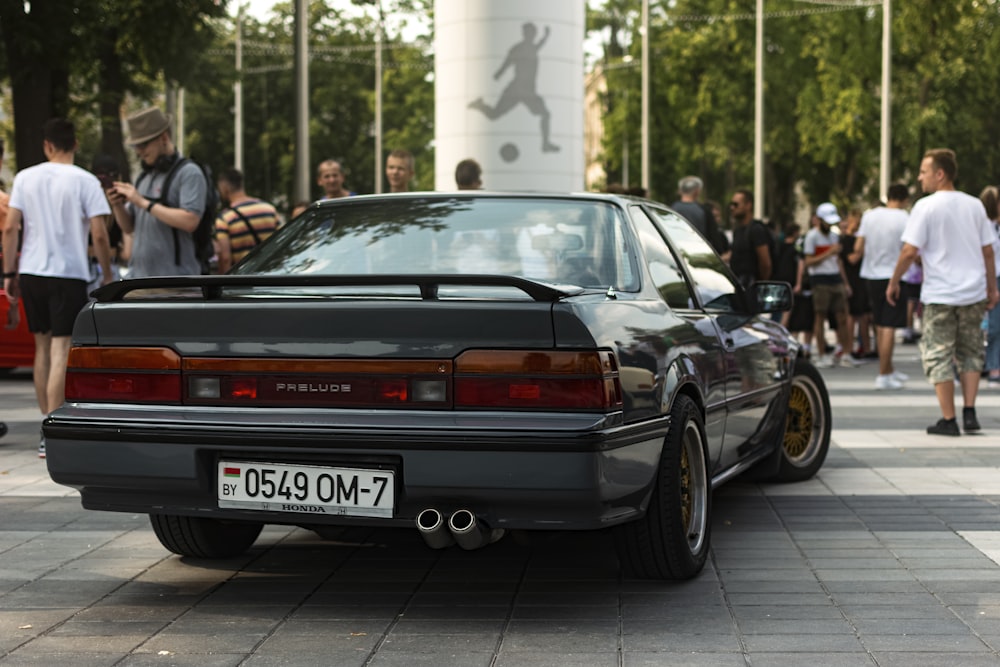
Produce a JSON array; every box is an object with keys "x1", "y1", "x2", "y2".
[{"x1": 234, "y1": 197, "x2": 639, "y2": 292}]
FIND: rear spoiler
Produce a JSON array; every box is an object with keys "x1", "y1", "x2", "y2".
[{"x1": 91, "y1": 274, "x2": 587, "y2": 303}]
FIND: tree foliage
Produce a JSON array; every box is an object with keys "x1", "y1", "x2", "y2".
[
  {"x1": 591, "y1": 0, "x2": 1000, "y2": 223},
  {"x1": 0, "y1": 0, "x2": 226, "y2": 171}
]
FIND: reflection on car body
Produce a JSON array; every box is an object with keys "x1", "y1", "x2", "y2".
[{"x1": 45, "y1": 193, "x2": 830, "y2": 580}]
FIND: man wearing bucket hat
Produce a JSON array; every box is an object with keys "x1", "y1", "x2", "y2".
[{"x1": 107, "y1": 107, "x2": 207, "y2": 277}]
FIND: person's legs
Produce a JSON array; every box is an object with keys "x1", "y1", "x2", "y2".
[
  {"x1": 921, "y1": 303, "x2": 959, "y2": 425},
  {"x1": 811, "y1": 285, "x2": 832, "y2": 358},
  {"x1": 812, "y1": 313, "x2": 828, "y2": 358},
  {"x1": 877, "y1": 326, "x2": 896, "y2": 376},
  {"x1": 953, "y1": 302, "x2": 986, "y2": 425},
  {"x1": 933, "y1": 380, "x2": 956, "y2": 421},
  {"x1": 31, "y1": 331, "x2": 53, "y2": 415},
  {"x1": 986, "y1": 280, "x2": 1000, "y2": 380},
  {"x1": 46, "y1": 336, "x2": 73, "y2": 414}
]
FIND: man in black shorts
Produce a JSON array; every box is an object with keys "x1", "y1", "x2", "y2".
[
  {"x1": 855, "y1": 184, "x2": 910, "y2": 389},
  {"x1": 1, "y1": 119, "x2": 112, "y2": 457}
]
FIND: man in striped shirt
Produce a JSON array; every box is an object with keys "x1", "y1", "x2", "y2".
[{"x1": 214, "y1": 168, "x2": 279, "y2": 273}]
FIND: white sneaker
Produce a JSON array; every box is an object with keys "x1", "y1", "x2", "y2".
[
  {"x1": 875, "y1": 374, "x2": 903, "y2": 390},
  {"x1": 815, "y1": 355, "x2": 834, "y2": 369},
  {"x1": 837, "y1": 354, "x2": 862, "y2": 368},
  {"x1": 891, "y1": 370, "x2": 909, "y2": 382}
]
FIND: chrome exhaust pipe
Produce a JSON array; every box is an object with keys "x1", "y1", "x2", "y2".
[
  {"x1": 416, "y1": 508, "x2": 454, "y2": 549},
  {"x1": 447, "y1": 509, "x2": 505, "y2": 551}
]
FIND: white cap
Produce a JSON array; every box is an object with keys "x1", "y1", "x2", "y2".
[{"x1": 816, "y1": 202, "x2": 841, "y2": 224}]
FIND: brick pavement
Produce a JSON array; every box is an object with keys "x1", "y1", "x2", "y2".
[{"x1": 1, "y1": 348, "x2": 999, "y2": 666}]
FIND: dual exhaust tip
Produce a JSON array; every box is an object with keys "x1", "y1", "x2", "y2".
[{"x1": 416, "y1": 508, "x2": 504, "y2": 551}]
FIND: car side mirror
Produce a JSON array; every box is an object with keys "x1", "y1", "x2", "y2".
[{"x1": 753, "y1": 281, "x2": 792, "y2": 314}]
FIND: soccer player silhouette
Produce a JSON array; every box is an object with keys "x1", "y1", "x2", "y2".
[{"x1": 468, "y1": 23, "x2": 560, "y2": 153}]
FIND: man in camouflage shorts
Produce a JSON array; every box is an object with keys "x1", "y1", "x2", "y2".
[{"x1": 887, "y1": 149, "x2": 998, "y2": 436}]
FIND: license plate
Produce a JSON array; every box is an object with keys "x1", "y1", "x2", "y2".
[{"x1": 217, "y1": 461, "x2": 394, "y2": 518}]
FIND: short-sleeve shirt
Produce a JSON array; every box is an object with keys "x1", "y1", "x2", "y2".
[
  {"x1": 9, "y1": 162, "x2": 110, "y2": 281},
  {"x1": 730, "y1": 219, "x2": 772, "y2": 285},
  {"x1": 804, "y1": 228, "x2": 840, "y2": 277},
  {"x1": 857, "y1": 206, "x2": 907, "y2": 280},
  {"x1": 901, "y1": 190, "x2": 995, "y2": 306},
  {"x1": 216, "y1": 199, "x2": 280, "y2": 264},
  {"x1": 128, "y1": 159, "x2": 206, "y2": 278}
]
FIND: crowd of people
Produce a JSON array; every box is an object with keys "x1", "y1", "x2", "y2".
[
  {"x1": 1, "y1": 106, "x2": 998, "y2": 447},
  {"x1": 668, "y1": 147, "x2": 999, "y2": 437}
]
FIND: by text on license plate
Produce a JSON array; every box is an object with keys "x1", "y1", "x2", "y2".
[{"x1": 217, "y1": 461, "x2": 394, "y2": 518}]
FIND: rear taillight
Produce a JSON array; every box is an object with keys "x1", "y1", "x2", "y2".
[
  {"x1": 454, "y1": 350, "x2": 622, "y2": 411},
  {"x1": 64, "y1": 348, "x2": 623, "y2": 413},
  {"x1": 65, "y1": 347, "x2": 182, "y2": 403}
]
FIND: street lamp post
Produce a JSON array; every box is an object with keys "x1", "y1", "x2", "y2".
[
  {"x1": 235, "y1": 4, "x2": 244, "y2": 172},
  {"x1": 374, "y1": 0, "x2": 383, "y2": 194},
  {"x1": 640, "y1": 0, "x2": 650, "y2": 195},
  {"x1": 753, "y1": 0, "x2": 764, "y2": 219},
  {"x1": 879, "y1": 0, "x2": 891, "y2": 202},
  {"x1": 294, "y1": 0, "x2": 310, "y2": 202}
]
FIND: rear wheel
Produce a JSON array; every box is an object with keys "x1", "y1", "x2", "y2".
[
  {"x1": 774, "y1": 360, "x2": 831, "y2": 482},
  {"x1": 616, "y1": 394, "x2": 710, "y2": 580},
  {"x1": 149, "y1": 514, "x2": 263, "y2": 558}
]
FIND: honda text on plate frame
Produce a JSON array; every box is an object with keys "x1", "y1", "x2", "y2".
[{"x1": 217, "y1": 461, "x2": 394, "y2": 518}]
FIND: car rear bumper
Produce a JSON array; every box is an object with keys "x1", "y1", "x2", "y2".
[{"x1": 44, "y1": 406, "x2": 669, "y2": 531}]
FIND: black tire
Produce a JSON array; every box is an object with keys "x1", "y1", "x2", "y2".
[
  {"x1": 774, "y1": 360, "x2": 831, "y2": 482},
  {"x1": 149, "y1": 514, "x2": 263, "y2": 558},
  {"x1": 616, "y1": 394, "x2": 711, "y2": 580}
]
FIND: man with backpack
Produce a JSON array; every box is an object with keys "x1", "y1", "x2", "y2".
[
  {"x1": 214, "y1": 168, "x2": 279, "y2": 273},
  {"x1": 107, "y1": 107, "x2": 211, "y2": 277}
]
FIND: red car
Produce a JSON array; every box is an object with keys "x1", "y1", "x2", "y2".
[{"x1": 0, "y1": 287, "x2": 34, "y2": 373}]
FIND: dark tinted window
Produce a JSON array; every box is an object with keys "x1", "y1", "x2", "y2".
[
  {"x1": 631, "y1": 207, "x2": 695, "y2": 309},
  {"x1": 236, "y1": 197, "x2": 639, "y2": 292},
  {"x1": 650, "y1": 208, "x2": 742, "y2": 312}
]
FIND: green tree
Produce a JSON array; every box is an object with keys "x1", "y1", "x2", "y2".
[{"x1": 0, "y1": 0, "x2": 227, "y2": 171}]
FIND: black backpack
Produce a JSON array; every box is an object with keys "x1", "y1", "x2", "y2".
[{"x1": 137, "y1": 157, "x2": 219, "y2": 274}]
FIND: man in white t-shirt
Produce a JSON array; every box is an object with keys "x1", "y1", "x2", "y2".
[
  {"x1": 887, "y1": 148, "x2": 998, "y2": 436},
  {"x1": 1, "y1": 118, "x2": 113, "y2": 457},
  {"x1": 852, "y1": 184, "x2": 909, "y2": 389}
]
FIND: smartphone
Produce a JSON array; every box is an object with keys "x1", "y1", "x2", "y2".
[{"x1": 97, "y1": 172, "x2": 117, "y2": 189}]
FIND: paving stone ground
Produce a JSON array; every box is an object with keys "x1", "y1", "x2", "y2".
[{"x1": 1, "y1": 346, "x2": 999, "y2": 666}]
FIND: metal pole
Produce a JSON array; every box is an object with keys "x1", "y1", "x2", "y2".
[
  {"x1": 879, "y1": 0, "x2": 891, "y2": 202},
  {"x1": 374, "y1": 0, "x2": 383, "y2": 194},
  {"x1": 753, "y1": 0, "x2": 764, "y2": 219},
  {"x1": 623, "y1": 87, "x2": 629, "y2": 188},
  {"x1": 294, "y1": 0, "x2": 310, "y2": 202},
  {"x1": 640, "y1": 0, "x2": 650, "y2": 195},
  {"x1": 176, "y1": 88, "x2": 185, "y2": 156},
  {"x1": 235, "y1": 4, "x2": 244, "y2": 172}
]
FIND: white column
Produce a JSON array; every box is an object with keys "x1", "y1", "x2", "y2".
[{"x1": 434, "y1": 0, "x2": 585, "y2": 191}]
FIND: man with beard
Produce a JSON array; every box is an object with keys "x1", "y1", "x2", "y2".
[
  {"x1": 108, "y1": 107, "x2": 208, "y2": 277},
  {"x1": 727, "y1": 189, "x2": 773, "y2": 289}
]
